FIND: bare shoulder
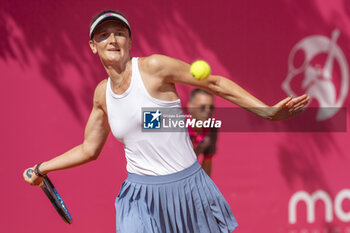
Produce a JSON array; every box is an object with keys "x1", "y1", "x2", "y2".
[
  {"x1": 93, "y1": 79, "x2": 108, "y2": 109},
  {"x1": 139, "y1": 54, "x2": 167, "y2": 75},
  {"x1": 139, "y1": 54, "x2": 186, "y2": 77}
]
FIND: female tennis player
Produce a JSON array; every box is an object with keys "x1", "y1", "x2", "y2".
[{"x1": 23, "y1": 10, "x2": 310, "y2": 233}]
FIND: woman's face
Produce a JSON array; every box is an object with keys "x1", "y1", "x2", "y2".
[{"x1": 89, "y1": 20, "x2": 131, "y2": 65}]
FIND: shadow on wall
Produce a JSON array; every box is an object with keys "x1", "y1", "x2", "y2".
[
  {"x1": 275, "y1": 0, "x2": 350, "y2": 196},
  {"x1": 0, "y1": 0, "x2": 207, "y2": 122},
  {"x1": 0, "y1": 2, "x2": 104, "y2": 121},
  {"x1": 0, "y1": 0, "x2": 349, "y2": 191}
]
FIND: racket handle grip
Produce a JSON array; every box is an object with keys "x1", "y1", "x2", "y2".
[{"x1": 26, "y1": 168, "x2": 34, "y2": 178}]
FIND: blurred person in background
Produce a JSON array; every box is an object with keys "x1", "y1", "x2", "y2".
[{"x1": 187, "y1": 88, "x2": 217, "y2": 177}]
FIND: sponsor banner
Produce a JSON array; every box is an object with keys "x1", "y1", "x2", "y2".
[{"x1": 287, "y1": 189, "x2": 350, "y2": 233}]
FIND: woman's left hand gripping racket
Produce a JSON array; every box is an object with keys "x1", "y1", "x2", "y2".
[{"x1": 26, "y1": 169, "x2": 73, "y2": 224}]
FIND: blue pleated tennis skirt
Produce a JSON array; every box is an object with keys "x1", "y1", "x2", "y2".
[{"x1": 115, "y1": 161, "x2": 238, "y2": 233}]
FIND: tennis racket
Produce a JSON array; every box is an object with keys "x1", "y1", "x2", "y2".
[{"x1": 26, "y1": 169, "x2": 73, "y2": 224}]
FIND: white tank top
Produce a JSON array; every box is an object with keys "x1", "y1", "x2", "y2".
[{"x1": 105, "y1": 57, "x2": 197, "y2": 175}]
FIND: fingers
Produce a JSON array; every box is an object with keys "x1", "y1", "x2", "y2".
[
  {"x1": 23, "y1": 169, "x2": 30, "y2": 182},
  {"x1": 287, "y1": 96, "x2": 310, "y2": 117},
  {"x1": 294, "y1": 95, "x2": 310, "y2": 105},
  {"x1": 293, "y1": 105, "x2": 305, "y2": 113},
  {"x1": 271, "y1": 94, "x2": 310, "y2": 121},
  {"x1": 23, "y1": 167, "x2": 43, "y2": 186},
  {"x1": 289, "y1": 105, "x2": 305, "y2": 116},
  {"x1": 292, "y1": 94, "x2": 310, "y2": 104},
  {"x1": 23, "y1": 168, "x2": 35, "y2": 186},
  {"x1": 286, "y1": 95, "x2": 310, "y2": 108},
  {"x1": 275, "y1": 96, "x2": 293, "y2": 108},
  {"x1": 289, "y1": 97, "x2": 310, "y2": 112},
  {"x1": 23, "y1": 168, "x2": 33, "y2": 179}
]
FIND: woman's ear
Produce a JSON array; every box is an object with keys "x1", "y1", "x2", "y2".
[{"x1": 89, "y1": 40, "x2": 97, "y2": 54}]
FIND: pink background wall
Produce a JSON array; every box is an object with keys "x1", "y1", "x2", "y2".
[{"x1": 1, "y1": 0, "x2": 349, "y2": 233}]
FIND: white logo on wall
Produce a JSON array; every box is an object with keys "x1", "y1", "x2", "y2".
[
  {"x1": 289, "y1": 189, "x2": 350, "y2": 224},
  {"x1": 282, "y1": 29, "x2": 349, "y2": 121}
]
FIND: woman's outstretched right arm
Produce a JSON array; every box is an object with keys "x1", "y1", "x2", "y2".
[{"x1": 23, "y1": 80, "x2": 110, "y2": 185}]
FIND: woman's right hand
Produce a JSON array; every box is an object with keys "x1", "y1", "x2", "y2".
[
  {"x1": 269, "y1": 94, "x2": 310, "y2": 121},
  {"x1": 23, "y1": 165, "x2": 44, "y2": 186}
]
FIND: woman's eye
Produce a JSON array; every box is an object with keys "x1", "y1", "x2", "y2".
[
  {"x1": 97, "y1": 32, "x2": 109, "y2": 39},
  {"x1": 116, "y1": 32, "x2": 126, "y2": 37}
]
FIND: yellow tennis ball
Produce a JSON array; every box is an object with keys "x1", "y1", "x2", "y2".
[{"x1": 190, "y1": 60, "x2": 211, "y2": 81}]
